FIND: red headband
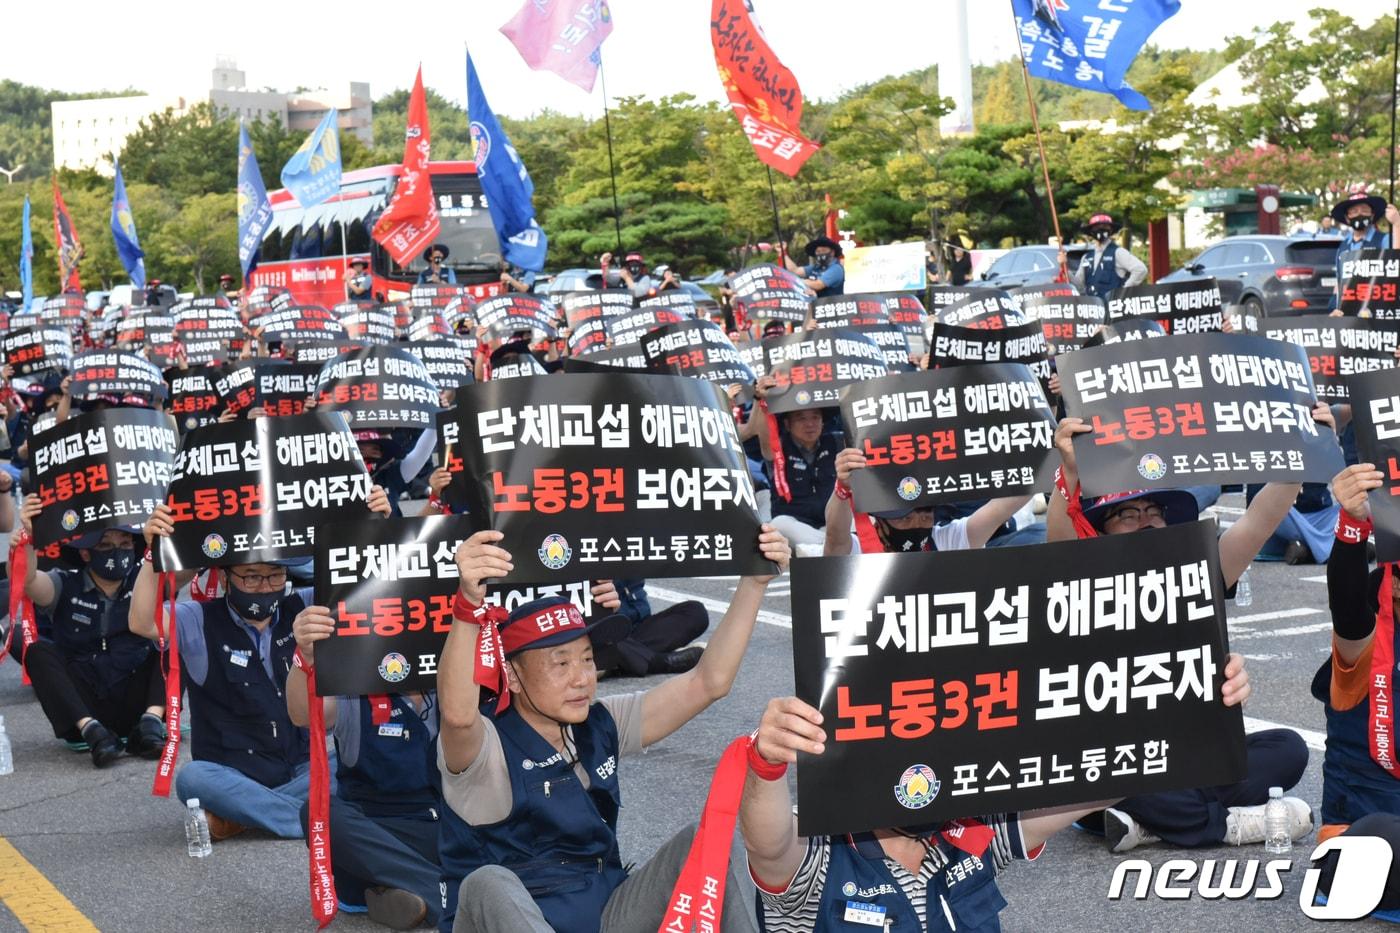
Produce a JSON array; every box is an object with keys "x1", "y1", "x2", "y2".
[{"x1": 458, "y1": 596, "x2": 587, "y2": 713}]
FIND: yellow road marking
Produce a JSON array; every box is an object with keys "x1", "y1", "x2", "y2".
[{"x1": 0, "y1": 836, "x2": 99, "y2": 931}]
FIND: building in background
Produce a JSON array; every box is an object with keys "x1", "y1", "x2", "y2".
[{"x1": 51, "y1": 58, "x2": 372, "y2": 174}]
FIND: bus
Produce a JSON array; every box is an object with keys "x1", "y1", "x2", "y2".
[{"x1": 251, "y1": 161, "x2": 506, "y2": 308}]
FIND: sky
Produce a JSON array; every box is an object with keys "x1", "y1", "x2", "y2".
[{"x1": 4, "y1": 0, "x2": 1394, "y2": 120}]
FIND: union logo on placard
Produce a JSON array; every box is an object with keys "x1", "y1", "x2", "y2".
[
  {"x1": 894, "y1": 764, "x2": 940, "y2": 810},
  {"x1": 538, "y1": 534, "x2": 572, "y2": 570},
  {"x1": 795, "y1": 390, "x2": 812, "y2": 407},
  {"x1": 201, "y1": 534, "x2": 227, "y2": 560},
  {"x1": 1137, "y1": 453, "x2": 1168, "y2": 481},
  {"x1": 896, "y1": 477, "x2": 921, "y2": 501},
  {"x1": 378, "y1": 652, "x2": 411, "y2": 684},
  {"x1": 60, "y1": 510, "x2": 79, "y2": 531}
]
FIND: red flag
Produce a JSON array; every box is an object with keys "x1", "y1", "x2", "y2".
[
  {"x1": 51, "y1": 178, "x2": 84, "y2": 293},
  {"x1": 710, "y1": 0, "x2": 820, "y2": 177},
  {"x1": 372, "y1": 67, "x2": 441, "y2": 266}
]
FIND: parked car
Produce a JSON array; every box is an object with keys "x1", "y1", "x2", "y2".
[
  {"x1": 971, "y1": 245, "x2": 1089, "y2": 289},
  {"x1": 1158, "y1": 235, "x2": 1343, "y2": 317},
  {"x1": 677, "y1": 280, "x2": 721, "y2": 316},
  {"x1": 84, "y1": 290, "x2": 110, "y2": 312},
  {"x1": 539, "y1": 267, "x2": 603, "y2": 296}
]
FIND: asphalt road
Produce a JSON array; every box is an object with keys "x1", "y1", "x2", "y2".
[{"x1": 0, "y1": 493, "x2": 1390, "y2": 931}]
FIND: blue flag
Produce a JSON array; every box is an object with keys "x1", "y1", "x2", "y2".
[
  {"x1": 1012, "y1": 0, "x2": 1179, "y2": 111},
  {"x1": 19, "y1": 195, "x2": 32, "y2": 308},
  {"x1": 467, "y1": 54, "x2": 548, "y2": 272},
  {"x1": 238, "y1": 120, "x2": 274, "y2": 277},
  {"x1": 280, "y1": 108, "x2": 342, "y2": 208},
  {"x1": 109, "y1": 160, "x2": 146, "y2": 289}
]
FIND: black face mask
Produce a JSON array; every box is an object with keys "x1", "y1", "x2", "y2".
[
  {"x1": 227, "y1": 586, "x2": 282, "y2": 622},
  {"x1": 812, "y1": 254, "x2": 833, "y2": 270},
  {"x1": 881, "y1": 524, "x2": 929, "y2": 553},
  {"x1": 1351, "y1": 215, "x2": 1372, "y2": 232},
  {"x1": 1094, "y1": 229, "x2": 1112, "y2": 242},
  {"x1": 88, "y1": 548, "x2": 133, "y2": 581},
  {"x1": 626, "y1": 264, "x2": 644, "y2": 277}
]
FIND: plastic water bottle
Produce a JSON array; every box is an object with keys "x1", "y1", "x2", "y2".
[
  {"x1": 1264, "y1": 786, "x2": 1291, "y2": 854},
  {"x1": 0, "y1": 715, "x2": 12, "y2": 776},
  {"x1": 1235, "y1": 566, "x2": 1253, "y2": 608},
  {"x1": 185, "y1": 798, "x2": 212, "y2": 858}
]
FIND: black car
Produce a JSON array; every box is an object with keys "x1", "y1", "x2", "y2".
[
  {"x1": 972, "y1": 245, "x2": 1089, "y2": 289},
  {"x1": 1159, "y1": 235, "x2": 1343, "y2": 317}
]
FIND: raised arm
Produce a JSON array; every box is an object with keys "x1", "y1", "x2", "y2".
[
  {"x1": 127, "y1": 502, "x2": 198, "y2": 640},
  {"x1": 741, "y1": 696, "x2": 825, "y2": 890},
  {"x1": 1046, "y1": 417, "x2": 1091, "y2": 543},
  {"x1": 14, "y1": 495, "x2": 54, "y2": 607},
  {"x1": 287, "y1": 603, "x2": 338, "y2": 729},
  {"x1": 638, "y1": 526, "x2": 790, "y2": 747},
  {"x1": 1329, "y1": 463, "x2": 1383, "y2": 667},
  {"x1": 822, "y1": 448, "x2": 864, "y2": 557},
  {"x1": 0, "y1": 471, "x2": 15, "y2": 534},
  {"x1": 438, "y1": 530, "x2": 514, "y2": 775},
  {"x1": 965, "y1": 493, "x2": 1034, "y2": 550}
]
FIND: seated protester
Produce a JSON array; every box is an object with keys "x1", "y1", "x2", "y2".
[
  {"x1": 10, "y1": 500, "x2": 163, "y2": 767},
  {"x1": 129, "y1": 486, "x2": 393, "y2": 840},
  {"x1": 357, "y1": 429, "x2": 437, "y2": 519},
  {"x1": 286, "y1": 612, "x2": 446, "y2": 930},
  {"x1": 1045, "y1": 414, "x2": 1316, "y2": 852},
  {"x1": 1247, "y1": 480, "x2": 1338, "y2": 566},
  {"x1": 742, "y1": 663, "x2": 1254, "y2": 931},
  {"x1": 822, "y1": 448, "x2": 1031, "y2": 556},
  {"x1": 756, "y1": 405, "x2": 842, "y2": 551},
  {"x1": 437, "y1": 525, "x2": 790, "y2": 933},
  {"x1": 589, "y1": 579, "x2": 708, "y2": 678},
  {"x1": 1315, "y1": 463, "x2": 1400, "y2": 843}
]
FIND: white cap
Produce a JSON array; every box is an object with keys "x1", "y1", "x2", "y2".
[
  {"x1": 1268, "y1": 786, "x2": 1283, "y2": 797},
  {"x1": 187, "y1": 797, "x2": 201, "y2": 808}
]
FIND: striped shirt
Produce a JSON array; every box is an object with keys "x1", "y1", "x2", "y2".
[{"x1": 757, "y1": 814, "x2": 1033, "y2": 932}]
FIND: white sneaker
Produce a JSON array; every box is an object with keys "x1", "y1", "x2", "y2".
[
  {"x1": 1223, "y1": 796, "x2": 1313, "y2": 846},
  {"x1": 1031, "y1": 492, "x2": 1049, "y2": 515},
  {"x1": 1104, "y1": 807, "x2": 1160, "y2": 853}
]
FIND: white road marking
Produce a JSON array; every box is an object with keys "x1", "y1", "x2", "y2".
[
  {"x1": 1231, "y1": 622, "x2": 1332, "y2": 641},
  {"x1": 647, "y1": 585, "x2": 794, "y2": 629},
  {"x1": 1301, "y1": 574, "x2": 1328, "y2": 583},
  {"x1": 1228, "y1": 608, "x2": 1320, "y2": 626},
  {"x1": 1209, "y1": 505, "x2": 1247, "y2": 516},
  {"x1": 1243, "y1": 715, "x2": 1327, "y2": 752}
]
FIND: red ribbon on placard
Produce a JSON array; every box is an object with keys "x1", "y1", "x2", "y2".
[
  {"x1": 761, "y1": 401, "x2": 790, "y2": 502},
  {"x1": 303, "y1": 658, "x2": 338, "y2": 928},
  {"x1": 151, "y1": 571, "x2": 182, "y2": 797}
]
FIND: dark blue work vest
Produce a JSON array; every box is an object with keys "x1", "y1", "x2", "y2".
[
  {"x1": 770, "y1": 432, "x2": 841, "y2": 528},
  {"x1": 335, "y1": 693, "x2": 440, "y2": 819},
  {"x1": 1085, "y1": 241, "x2": 1125, "y2": 300},
  {"x1": 188, "y1": 593, "x2": 309, "y2": 788},
  {"x1": 437, "y1": 703, "x2": 626, "y2": 933},
  {"x1": 49, "y1": 564, "x2": 151, "y2": 694},
  {"x1": 1312, "y1": 659, "x2": 1400, "y2": 825},
  {"x1": 758, "y1": 833, "x2": 1007, "y2": 933}
]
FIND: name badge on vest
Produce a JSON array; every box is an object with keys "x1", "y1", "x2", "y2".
[
  {"x1": 230, "y1": 650, "x2": 251, "y2": 668},
  {"x1": 843, "y1": 901, "x2": 887, "y2": 927},
  {"x1": 378, "y1": 723, "x2": 406, "y2": 739}
]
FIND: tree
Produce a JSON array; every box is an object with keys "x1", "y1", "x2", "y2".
[
  {"x1": 150, "y1": 193, "x2": 237, "y2": 293},
  {"x1": 118, "y1": 103, "x2": 239, "y2": 199}
]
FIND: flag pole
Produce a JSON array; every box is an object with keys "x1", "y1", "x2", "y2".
[
  {"x1": 597, "y1": 56, "x2": 624, "y2": 255},
  {"x1": 1390, "y1": 0, "x2": 1399, "y2": 204},
  {"x1": 1009, "y1": 5, "x2": 1066, "y2": 278},
  {"x1": 766, "y1": 166, "x2": 786, "y2": 267}
]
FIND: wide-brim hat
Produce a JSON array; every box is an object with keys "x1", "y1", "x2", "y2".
[
  {"x1": 1330, "y1": 189, "x2": 1387, "y2": 224},
  {"x1": 804, "y1": 236, "x2": 843, "y2": 258},
  {"x1": 349, "y1": 258, "x2": 368, "y2": 268},
  {"x1": 1081, "y1": 489, "x2": 1199, "y2": 532},
  {"x1": 426, "y1": 243, "x2": 450, "y2": 261}
]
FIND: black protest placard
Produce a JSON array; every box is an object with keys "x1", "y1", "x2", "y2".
[
  {"x1": 167, "y1": 366, "x2": 225, "y2": 432},
  {"x1": 409, "y1": 284, "x2": 464, "y2": 316},
  {"x1": 1339, "y1": 249, "x2": 1400, "y2": 318},
  {"x1": 41, "y1": 294, "x2": 85, "y2": 327},
  {"x1": 926, "y1": 286, "x2": 978, "y2": 310},
  {"x1": 561, "y1": 346, "x2": 649, "y2": 373},
  {"x1": 292, "y1": 340, "x2": 367, "y2": 365},
  {"x1": 174, "y1": 306, "x2": 246, "y2": 365},
  {"x1": 935, "y1": 291, "x2": 1021, "y2": 328},
  {"x1": 842, "y1": 364, "x2": 1057, "y2": 511},
  {"x1": 254, "y1": 305, "x2": 348, "y2": 342},
  {"x1": 927, "y1": 321, "x2": 1053, "y2": 396},
  {"x1": 69, "y1": 351, "x2": 167, "y2": 403},
  {"x1": 1263, "y1": 315, "x2": 1400, "y2": 401},
  {"x1": 490, "y1": 352, "x2": 549, "y2": 381},
  {"x1": 2, "y1": 326, "x2": 72, "y2": 375},
  {"x1": 338, "y1": 305, "x2": 397, "y2": 344},
  {"x1": 476, "y1": 293, "x2": 558, "y2": 334},
  {"x1": 811, "y1": 295, "x2": 893, "y2": 329},
  {"x1": 1020, "y1": 295, "x2": 1107, "y2": 356},
  {"x1": 1008, "y1": 282, "x2": 1080, "y2": 309},
  {"x1": 214, "y1": 360, "x2": 261, "y2": 414},
  {"x1": 1059, "y1": 333, "x2": 1343, "y2": 495},
  {"x1": 607, "y1": 307, "x2": 690, "y2": 346},
  {"x1": 411, "y1": 340, "x2": 475, "y2": 390},
  {"x1": 736, "y1": 287, "x2": 810, "y2": 325},
  {"x1": 639, "y1": 291, "x2": 699, "y2": 313},
  {"x1": 315, "y1": 514, "x2": 614, "y2": 696},
  {"x1": 729, "y1": 263, "x2": 804, "y2": 298},
  {"x1": 1347, "y1": 368, "x2": 1400, "y2": 561},
  {"x1": 561, "y1": 290, "x2": 632, "y2": 330},
  {"x1": 733, "y1": 338, "x2": 767, "y2": 379},
  {"x1": 870, "y1": 292, "x2": 928, "y2": 351},
  {"x1": 837, "y1": 323, "x2": 913, "y2": 372},
  {"x1": 791, "y1": 519, "x2": 1243, "y2": 837},
  {"x1": 157, "y1": 411, "x2": 370, "y2": 570},
  {"x1": 404, "y1": 313, "x2": 452, "y2": 343},
  {"x1": 641, "y1": 319, "x2": 757, "y2": 386},
  {"x1": 116, "y1": 309, "x2": 176, "y2": 355},
  {"x1": 437, "y1": 408, "x2": 471, "y2": 510},
  {"x1": 454, "y1": 372, "x2": 771, "y2": 583},
  {"x1": 256, "y1": 361, "x2": 321, "y2": 417},
  {"x1": 30, "y1": 408, "x2": 179, "y2": 547},
  {"x1": 1106, "y1": 280, "x2": 1224, "y2": 335},
  {"x1": 315, "y1": 346, "x2": 440, "y2": 431},
  {"x1": 763, "y1": 328, "x2": 889, "y2": 414}
]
